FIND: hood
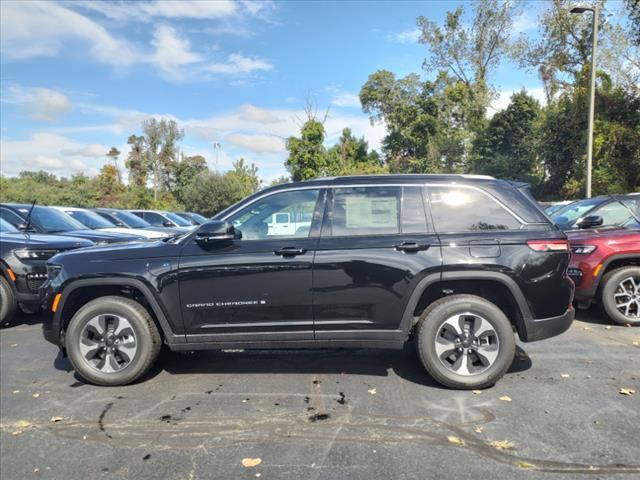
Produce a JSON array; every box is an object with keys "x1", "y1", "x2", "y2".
[
  {"x1": 566, "y1": 227, "x2": 639, "y2": 243},
  {"x1": 54, "y1": 229, "x2": 145, "y2": 243},
  {"x1": 50, "y1": 238, "x2": 176, "y2": 264},
  {"x1": 0, "y1": 232, "x2": 94, "y2": 250},
  {"x1": 143, "y1": 226, "x2": 190, "y2": 234},
  {"x1": 98, "y1": 227, "x2": 167, "y2": 239}
]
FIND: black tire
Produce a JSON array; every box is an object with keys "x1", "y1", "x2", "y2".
[
  {"x1": 416, "y1": 294, "x2": 516, "y2": 389},
  {"x1": 65, "y1": 296, "x2": 161, "y2": 386},
  {"x1": 599, "y1": 266, "x2": 640, "y2": 326},
  {"x1": 0, "y1": 275, "x2": 17, "y2": 327}
]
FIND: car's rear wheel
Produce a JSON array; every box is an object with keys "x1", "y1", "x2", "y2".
[
  {"x1": 65, "y1": 296, "x2": 161, "y2": 385},
  {"x1": 416, "y1": 294, "x2": 516, "y2": 389},
  {"x1": 599, "y1": 266, "x2": 640, "y2": 326},
  {"x1": 0, "y1": 275, "x2": 17, "y2": 327}
]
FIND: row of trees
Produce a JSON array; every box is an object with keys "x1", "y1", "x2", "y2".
[{"x1": 285, "y1": 0, "x2": 640, "y2": 197}]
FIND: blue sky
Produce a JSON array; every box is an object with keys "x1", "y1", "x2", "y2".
[{"x1": 1, "y1": 0, "x2": 545, "y2": 184}]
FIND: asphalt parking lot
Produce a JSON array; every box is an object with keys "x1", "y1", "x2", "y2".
[{"x1": 1, "y1": 308, "x2": 639, "y2": 480}]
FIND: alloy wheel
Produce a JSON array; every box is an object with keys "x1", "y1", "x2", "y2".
[
  {"x1": 78, "y1": 314, "x2": 137, "y2": 373},
  {"x1": 434, "y1": 312, "x2": 500, "y2": 376},
  {"x1": 613, "y1": 276, "x2": 640, "y2": 319}
]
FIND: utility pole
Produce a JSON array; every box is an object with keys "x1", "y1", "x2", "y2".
[
  {"x1": 213, "y1": 142, "x2": 221, "y2": 171},
  {"x1": 570, "y1": 4, "x2": 599, "y2": 198}
]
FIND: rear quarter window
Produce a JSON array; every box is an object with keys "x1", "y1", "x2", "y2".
[{"x1": 428, "y1": 186, "x2": 521, "y2": 233}]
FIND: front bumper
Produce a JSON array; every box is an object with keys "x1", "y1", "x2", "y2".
[{"x1": 522, "y1": 305, "x2": 575, "y2": 342}]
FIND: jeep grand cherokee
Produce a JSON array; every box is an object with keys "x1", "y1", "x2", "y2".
[{"x1": 41, "y1": 175, "x2": 575, "y2": 389}]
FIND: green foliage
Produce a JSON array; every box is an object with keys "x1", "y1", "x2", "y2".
[
  {"x1": 473, "y1": 91, "x2": 542, "y2": 184},
  {"x1": 173, "y1": 154, "x2": 208, "y2": 205},
  {"x1": 181, "y1": 171, "x2": 246, "y2": 217},
  {"x1": 285, "y1": 119, "x2": 329, "y2": 181},
  {"x1": 227, "y1": 158, "x2": 261, "y2": 197},
  {"x1": 270, "y1": 175, "x2": 290, "y2": 187}
]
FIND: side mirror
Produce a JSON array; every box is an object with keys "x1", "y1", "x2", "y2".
[
  {"x1": 577, "y1": 215, "x2": 603, "y2": 229},
  {"x1": 18, "y1": 222, "x2": 35, "y2": 232},
  {"x1": 195, "y1": 221, "x2": 239, "y2": 245},
  {"x1": 162, "y1": 220, "x2": 174, "y2": 227}
]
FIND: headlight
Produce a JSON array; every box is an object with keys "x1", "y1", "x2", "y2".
[
  {"x1": 571, "y1": 245, "x2": 597, "y2": 254},
  {"x1": 14, "y1": 249, "x2": 59, "y2": 260},
  {"x1": 46, "y1": 264, "x2": 63, "y2": 282}
]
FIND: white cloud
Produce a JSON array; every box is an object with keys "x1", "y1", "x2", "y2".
[
  {"x1": 0, "y1": 1, "x2": 136, "y2": 65},
  {"x1": 150, "y1": 25, "x2": 202, "y2": 80},
  {"x1": 225, "y1": 134, "x2": 285, "y2": 153},
  {"x1": 330, "y1": 91, "x2": 361, "y2": 108},
  {"x1": 385, "y1": 28, "x2": 420, "y2": 44},
  {"x1": 204, "y1": 53, "x2": 274, "y2": 75},
  {"x1": 0, "y1": 133, "x2": 109, "y2": 177},
  {"x1": 2, "y1": 85, "x2": 73, "y2": 122},
  {"x1": 74, "y1": 0, "x2": 250, "y2": 22},
  {"x1": 489, "y1": 87, "x2": 546, "y2": 116},
  {"x1": 1, "y1": 2, "x2": 274, "y2": 82}
]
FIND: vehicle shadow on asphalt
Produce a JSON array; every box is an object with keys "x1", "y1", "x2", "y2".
[{"x1": 134, "y1": 341, "x2": 532, "y2": 390}]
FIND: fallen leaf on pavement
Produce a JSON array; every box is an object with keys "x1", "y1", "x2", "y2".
[
  {"x1": 583, "y1": 326, "x2": 592, "y2": 331},
  {"x1": 50, "y1": 416, "x2": 64, "y2": 423},
  {"x1": 560, "y1": 374, "x2": 570, "y2": 378},
  {"x1": 242, "y1": 458, "x2": 262, "y2": 468},
  {"x1": 604, "y1": 326, "x2": 612, "y2": 330},
  {"x1": 447, "y1": 435, "x2": 464, "y2": 446},
  {"x1": 499, "y1": 395, "x2": 512, "y2": 402},
  {"x1": 10, "y1": 344, "x2": 18, "y2": 347},
  {"x1": 32, "y1": 393, "x2": 40, "y2": 398},
  {"x1": 517, "y1": 461, "x2": 536, "y2": 469},
  {"x1": 368, "y1": 388, "x2": 377, "y2": 395},
  {"x1": 12, "y1": 390, "x2": 19, "y2": 394},
  {"x1": 633, "y1": 341, "x2": 639, "y2": 346},
  {"x1": 489, "y1": 440, "x2": 515, "y2": 450},
  {"x1": 16, "y1": 420, "x2": 32, "y2": 429},
  {"x1": 619, "y1": 388, "x2": 636, "y2": 396},
  {"x1": 473, "y1": 425, "x2": 483, "y2": 433},
  {"x1": 472, "y1": 390, "x2": 482, "y2": 395}
]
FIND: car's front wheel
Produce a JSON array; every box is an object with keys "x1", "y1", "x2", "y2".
[
  {"x1": 599, "y1": 266, "x2": 640, "y2": 326},
  {"x1": 65, "y1": 296, "x2": 161, "y2": 386},
  {"x1": 416, "y1": 294, "x2": 516, "y2": 389}
]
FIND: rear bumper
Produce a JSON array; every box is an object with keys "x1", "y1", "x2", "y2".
[{"x1": 521, "y1": 305, "x2": 575, "y2": 342}]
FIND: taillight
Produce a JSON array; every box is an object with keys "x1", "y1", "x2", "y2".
[{"x1": 526, "y1": 239, "x2": 569, "y2": 252}]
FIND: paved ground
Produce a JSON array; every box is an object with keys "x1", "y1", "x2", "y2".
[{"x1": 1, "y1": 308, "x2": 639, "y2": 480}]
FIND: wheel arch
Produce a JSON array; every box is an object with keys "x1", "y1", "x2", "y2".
[
  {"x1": 400, "y1": 271, "x2": 532, "y2": 341},
  {"x1": 55, "y1": 278, "x2": 184, "y2": 346},
  {"x1": 596, "y1": 254, "x2": 640, "y2": 291}
]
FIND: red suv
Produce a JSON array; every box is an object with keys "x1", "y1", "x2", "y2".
[{"x1": 567, "y1": 227, "x2": 640, "y2": 325}]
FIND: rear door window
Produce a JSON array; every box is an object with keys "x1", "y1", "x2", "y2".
[
  {"x1": 325, "y1": 186, "x2": 429, "y2": 237},
  {"x1": 428, "y1": 186, "x2": 521, "y2": 232}
]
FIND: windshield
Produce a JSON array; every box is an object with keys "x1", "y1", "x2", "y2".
[
  {"x1": 190, "y1": 213, "x2": 208, "y2": 224},
  {"x1": 66, "y1": 210, "x2": 116, "y2": 229},
  {"x1": 17, "y1": 206, "x2": 86, "y2": 233},
  {"x1": 0, "y1": 218, "x2": 18, "y2": 233},
  {"x1": 552, "y1": 198, "x2": 603, "y2": 225},
  {"x1": 165, "y1": 212, "x2": 192, "y2": 227},
  {"x1": 110, "y1": 210, "x2": 151, "y2": 228}
]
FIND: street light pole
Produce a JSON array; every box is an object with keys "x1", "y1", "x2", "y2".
[{"x1": 570, "y1": 4, "x2": 599, "y2": 198}]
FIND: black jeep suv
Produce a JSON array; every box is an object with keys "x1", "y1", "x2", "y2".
[
  {"x1": 41, "y1": 175, "x2": 574, "y2": 389},
  {"x1": 1, "y1": 218, "x2": 93, "y2": 325}
]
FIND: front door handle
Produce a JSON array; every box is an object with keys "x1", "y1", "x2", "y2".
[
  {"x1": 275, "y1": 247, "x2": 307, "y2": 257},
  {"x1": 394, "y1": 242, "x2": 430, "y2": 253}
]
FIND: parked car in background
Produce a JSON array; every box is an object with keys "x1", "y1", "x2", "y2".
[
  {"x1": 551, "y1": 194, "x2": 640, "y2": 231},
  {"x1": 92, "y1": 208, "x2": 186, "y2": 237},
  {"x1": 0, "y1": 218, "x2": 92, "y2": 325},
  {"x1": 174, "y1": 211, "x2": 209, "y2": 225},
  {"x1": 0, "y1": 204, "x2": 145, "y2": 244},
  {"x1": 129, "y1": 210, "x2": 194, "y2": 230},
  {"x1": 568, "y1": 226, "x2": 640, "y2": 325},
  {"x1": 42, "y1": 174, "x2": 574, "y2": 388},
  {"x1": 544, "y1": 200, "x2": 574, "y2": 216},
  {"x1": 52, "y1": 206, "x2": 168, "y2": 240}
]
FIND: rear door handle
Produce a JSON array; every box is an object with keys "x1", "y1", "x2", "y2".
[
  {"x1": 394, "y1": 242, "x2": 430, "y2": 253},
  {"x1": 275, "y1": 247, "x2": 307, "y2": 257}
]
